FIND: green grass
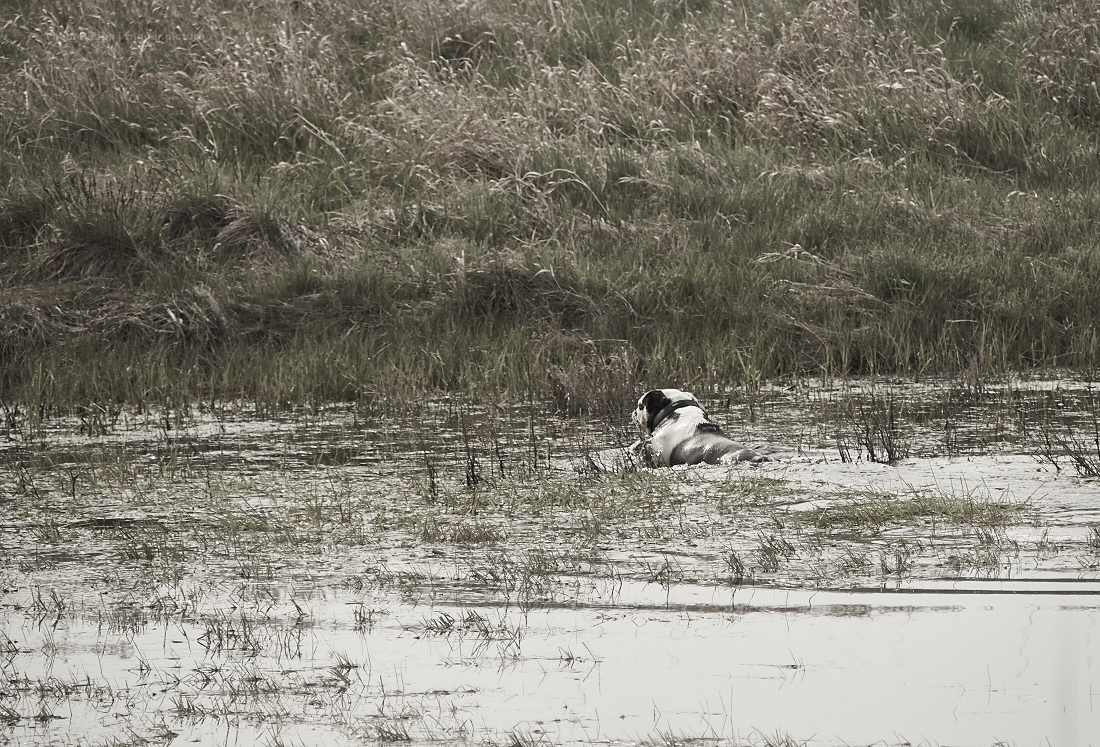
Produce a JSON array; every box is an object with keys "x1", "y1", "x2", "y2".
[{"x1": 3, "y1": 0, "x2": 1100, "y2": 414}]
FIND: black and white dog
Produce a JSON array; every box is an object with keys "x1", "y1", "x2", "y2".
[{"x1": 632, "y1": 388, "x2": 768, "y2": 467}]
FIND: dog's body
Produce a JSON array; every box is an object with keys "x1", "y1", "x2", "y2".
[{"x1": 632, "y1": 389, "x2": 767, "y2": 467}]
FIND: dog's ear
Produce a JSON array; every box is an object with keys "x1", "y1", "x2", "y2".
[
  {"x1": 640, "y1": 389, "x2": 671, "y2": 414},
  {"x1": 639, "y1": 389, "x2": 673, "y2": 434}
]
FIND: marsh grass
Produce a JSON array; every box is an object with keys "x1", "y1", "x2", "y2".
[
  {"x1": 416, "y1": 609, "x2": 523, "y2": 655},
  {"x1": 1036, "y1": 386, "x2": 1100, "y2": 476},
  {"x1": 10, "y1": 386, "x2": 1070, "y2": 605},
  {"x1": 755, "y1": 532, "x2": 797, "y2": 574},
  {"x1": 1087, "y1": 525, "x2": 1100, "y2": 553},
  {"x1": 833, "y1": 389, "x2": 911, "y2": 464},
  {"x1": 376, "y1": 720, "x2": 413, "y2": 743},
  {"x1": 1, "y1": 0, "x2": 1100, "y2": 414},
  {"x1": 504, "y1": 731, "x2": 549, "y2": 747},
  {"x1": 723, "y1": 549, "x2": 750, "y2": 585},
  {"x1": 751, "y1": 732, "x2": 810, "y2": 747},
  {"x1": 879, "y1": 541, "x2": 916, "y2": 576},
  {"x1": 799, "y1": 488, "x2": 1026, "y2": 530}
]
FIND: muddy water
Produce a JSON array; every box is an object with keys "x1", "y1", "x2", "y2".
[{"x1": 2, "y1": 378, "x2": 1099, "y2": 746}]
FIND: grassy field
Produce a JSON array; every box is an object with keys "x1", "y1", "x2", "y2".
[{"x1": 2, "y1": 0, "x2": 1099, "y2": 415}]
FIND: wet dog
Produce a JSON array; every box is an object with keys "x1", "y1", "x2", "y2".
[{"x1": 631, "y1": 388, "x2": 768, "y2": 467}]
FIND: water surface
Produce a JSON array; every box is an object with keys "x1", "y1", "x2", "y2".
[{"x1": 2, "y1": 378, "x2": 1098, "y2": 745}]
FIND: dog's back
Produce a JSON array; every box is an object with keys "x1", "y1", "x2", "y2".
[
  {"x1": 669, "y1": 424, "x2": 765, "y2": 465},
  {"x1": 634, "y1": 388, "x2": 767, "y2": 466}
]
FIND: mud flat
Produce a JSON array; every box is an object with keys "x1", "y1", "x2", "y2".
[{"x1": 2, "y1": 379, "x2": 1099, "y2": 745}]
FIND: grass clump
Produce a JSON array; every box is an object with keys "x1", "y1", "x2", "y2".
[
  {"x1": 800, "y1": 488, "x2": 1027, "y2": 530},
  {"x1": 1036, "y1": 385, "x2": 1100, "y2": 476},
  {"x1": 2, "y1": 0, "x2": 1100, "y2": 413}
]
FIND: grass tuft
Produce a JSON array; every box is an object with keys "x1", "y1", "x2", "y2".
[
  {"x1": 800, "y1": 488, "x2": 1026, "y2": 530},
  {"x1": 162, "y1": 193, "x2": 235, "y2": 242}
]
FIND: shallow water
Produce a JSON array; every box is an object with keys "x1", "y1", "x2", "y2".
[
  {"x1": 5, "y1": 582, "x2": 1097, "y2": 746},
  {"x1": 2, "y1": 378, "x2": 1099, "y2": 746}
]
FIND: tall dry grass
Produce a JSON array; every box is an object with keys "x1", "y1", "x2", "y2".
[{"x1": 1, "y1": 0, "x2": 1099, "y2": 414}]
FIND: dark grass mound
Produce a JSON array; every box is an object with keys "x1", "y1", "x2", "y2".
[
  {"x1": 0, "y1": 192, "x2": 51, "y2": 246},
  {"x1": 38, "y1": 228, "x2": 156, "y2": 279},
  {"x1": 163, "y1": 194, "x2": 235, "y2": 242},
  {"x1": 449, "y1": 252, "x2": 597, "y2": 329}
]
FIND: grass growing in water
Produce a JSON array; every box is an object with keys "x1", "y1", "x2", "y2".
[
  {"x1": 798, "y1": 488, "x2": 1027, "y2": 530},
  {"x1": 1035, "y1": 386, "x2": 1100, "y2": 476},
  {"x1": 1, "y1": 0, "x2": 1100, "y2": 414}
]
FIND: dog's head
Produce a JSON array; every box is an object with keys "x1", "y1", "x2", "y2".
[{"x1": 632, "y1": 388, "x2": 706, "y2": 435}]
